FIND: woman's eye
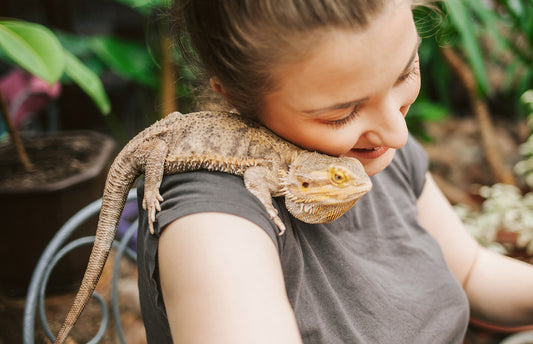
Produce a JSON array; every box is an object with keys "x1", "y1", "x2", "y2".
[
  {"x1": 323, "y1": 108, "x2": 359, "y2": 129},
  {"x1": 398, "y1": 61, "x2": 420, "y2": 83}
]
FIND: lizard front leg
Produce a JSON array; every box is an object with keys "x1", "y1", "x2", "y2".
[
  {"x1": 141, "y1": 138, "x2": 168, "y2": 235},
  {"x1": 243, "y1": 166, "x2": 286, "y2": 235}
]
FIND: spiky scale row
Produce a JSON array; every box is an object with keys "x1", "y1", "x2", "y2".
[{"x1": 166, "y1": 155, "x2": 264, "y2": 176}]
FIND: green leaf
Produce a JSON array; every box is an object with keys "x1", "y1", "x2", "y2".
[
  {"x1": 90, "y1": 36, "x2": 159, "y2": 88},
  {"x1": 464, "y1": 0, "x2": 509, "y2": 54},
  {"x1": 408, "y1": 100, "x2": 449, "y2": 121},
  {"x1": 445, "y1": 0, "x2": 490, "y2": 95},
  {"x1": 54, "y1": 30, "x2": 108, "y2": 79},
  {"x1": 55, "y1": 30, "x2": 95, "y2": 57},
  {"x1": 500, "y1": 0, "x2": 524, "y2": 25},
  {"x1": 0, "y1": 20, "x2": 64, "y2": 83},
  {"x1": 63, "y1": 49, "x2": 111, "y2": 115}
]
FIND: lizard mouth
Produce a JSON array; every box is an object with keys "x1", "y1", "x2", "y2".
[{"x1": 285, "y1": 197, "x2": 361, "y2": 223}]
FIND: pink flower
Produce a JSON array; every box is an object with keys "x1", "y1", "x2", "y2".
[{"x1": 0, "y1": 69, "x2": 61, "y2": 128}]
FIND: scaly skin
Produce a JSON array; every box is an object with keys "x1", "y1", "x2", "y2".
[{"x1": 54, "y1": 111, "x2": 372, "y2": 343}]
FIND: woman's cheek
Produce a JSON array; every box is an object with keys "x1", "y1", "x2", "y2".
[{"x1": 311, "y1": 126, "x2": 360, "y2": 156}]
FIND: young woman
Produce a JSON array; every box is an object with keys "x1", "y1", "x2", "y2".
[{"x1": 137, "y1": 0, "x2": 533, "y2": 342}]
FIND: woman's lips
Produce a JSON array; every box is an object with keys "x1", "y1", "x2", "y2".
[{"x1": 350, "y1": 146, "x2": 389, "y2": 159}]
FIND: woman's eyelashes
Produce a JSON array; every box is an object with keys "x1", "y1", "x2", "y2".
[
  {"x1": 320, "y1": 57, "x2": 420, "y2": 130},
  {"x1": 323, "y1": 107, "x2": 360, "y2": 129},
  {"x1": 398, "y1": 59, "x2": 420, "y2": 83}
]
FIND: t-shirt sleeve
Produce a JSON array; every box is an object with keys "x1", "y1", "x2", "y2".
[
  {"x1": 143, "y1": 170, "x2": 282, "y2": 246},
  {"x1": 393, "y1": 134, "x2": 429, "y2": 198}
]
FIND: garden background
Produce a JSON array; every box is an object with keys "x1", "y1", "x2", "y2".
[{"x1": 0, "y1": 0, "x2": 532, "y2": 343}]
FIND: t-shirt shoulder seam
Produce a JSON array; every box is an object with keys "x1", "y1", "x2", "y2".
[{"x1": 157, "y1": 199, "x2": 281, "y2": 245}]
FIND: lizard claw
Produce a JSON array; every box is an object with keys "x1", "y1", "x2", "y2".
[
  {"x1": 266, "y1": 207, "x2": 286, "y2": 236},
  {"x1": 143, "y1": 190, "x2": 164, "y2": 235},
  {"x1": 274, "y1": 218, "x2": 286, "y2": 236},
  {"x1": 148, "y1": 220, "x2": 156, "y2": 235}
]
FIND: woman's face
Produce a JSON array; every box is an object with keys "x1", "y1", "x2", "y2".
[{"x1": 259, "y1": 1, "x2": 421, "y2": 176}]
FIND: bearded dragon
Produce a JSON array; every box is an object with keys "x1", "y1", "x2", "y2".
[{"x1": 54, "y1": 110, "x2": 372, "y2": 343}]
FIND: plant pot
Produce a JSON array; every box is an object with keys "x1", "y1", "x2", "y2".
[{"x1": 0, "y1": 130, "x2": 116, "y2": 297}]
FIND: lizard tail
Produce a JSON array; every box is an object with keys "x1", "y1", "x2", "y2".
[{"x1": 54, "y1": 149, "x2": 138, "y2": 344}]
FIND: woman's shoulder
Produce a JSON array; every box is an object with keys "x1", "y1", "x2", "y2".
[{"x1": 137, "y1": 170, "x2": 282, "y2": 242}]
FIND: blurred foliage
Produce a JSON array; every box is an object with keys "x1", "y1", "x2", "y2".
[
  {"x1": 0, "y1": 20, "x2": 110, "y2": 114},
  {"x1": 424, "y1": 0, "x2": 533, "y2": 262},
  {"x1": 55, "y1": 0, "x2": 195, "y2": 114},
  {"x1": 411, "y1": 0, "x2": 533, "y2": 139},
  {"x1": 1, "y1": 0, "x2": 196, "y2": 141},
  {"x1": 0, "y1": 19, "x2": 113, "y2": 171},
  {"x1": 56, "y1": 31, "x2": 195, "y2": 98},
  {"x1": 55, "y1": 32, "x2": 160, "y2": 88}
]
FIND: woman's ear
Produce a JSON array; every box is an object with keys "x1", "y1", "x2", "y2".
[
  {"x1": 210, "y1": 76, "x2": 238, "y2": 113},
  {"x1": 210, "y1": 77, "x2": 227, "y2": 98}
]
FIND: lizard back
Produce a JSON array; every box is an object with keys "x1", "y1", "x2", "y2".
[{"x1": 133, "y1": 111, "x2": 302, "y2": 175}]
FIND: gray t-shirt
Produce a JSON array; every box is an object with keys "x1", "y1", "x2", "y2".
[{"x1": 137, "y1": 135, "x2": 469, "y2": 343}]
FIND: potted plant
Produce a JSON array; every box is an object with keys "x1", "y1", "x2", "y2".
[{"x1": 0, "y1": 19, "x2": 116, "y2": 297}]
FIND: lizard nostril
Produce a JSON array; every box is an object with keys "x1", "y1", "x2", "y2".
[{"x1": 302, "y1": 182, "x2": 310, "y2": 188}]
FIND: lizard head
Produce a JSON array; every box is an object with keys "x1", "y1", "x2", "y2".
[{"x1": 281, "y1": 151, "x2": 372, "y2": 224}]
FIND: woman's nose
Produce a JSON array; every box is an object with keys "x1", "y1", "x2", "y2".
[{"x1": 363, "y1": 96, "x2": 409, "y2": 149}]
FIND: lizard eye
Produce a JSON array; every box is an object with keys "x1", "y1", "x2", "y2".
[{"x1": 329, "y1": 167, "x2": 347, "y2": 185}]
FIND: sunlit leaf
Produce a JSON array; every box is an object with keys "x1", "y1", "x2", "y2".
[
  {"x1": 445, "y1": 0, "x2": 490, "y2": 95},
  {"x1": 0, "y1": 20, "x2": 64, "y2": 83},
  {"x1": 464, "y1": 1, "x2": 509, "y2": 54}
]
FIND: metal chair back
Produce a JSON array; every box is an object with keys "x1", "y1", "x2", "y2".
[{"x1": 23, "y1": 190, "x2": 139, "y2": 344}]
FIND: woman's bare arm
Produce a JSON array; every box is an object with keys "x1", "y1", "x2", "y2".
[
  {"x1": 158, "y1": 212, "x2": 303, "y2": 344},
  {"x1": 418, "y1": 173, "x2": 533, "y2": 326}
]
